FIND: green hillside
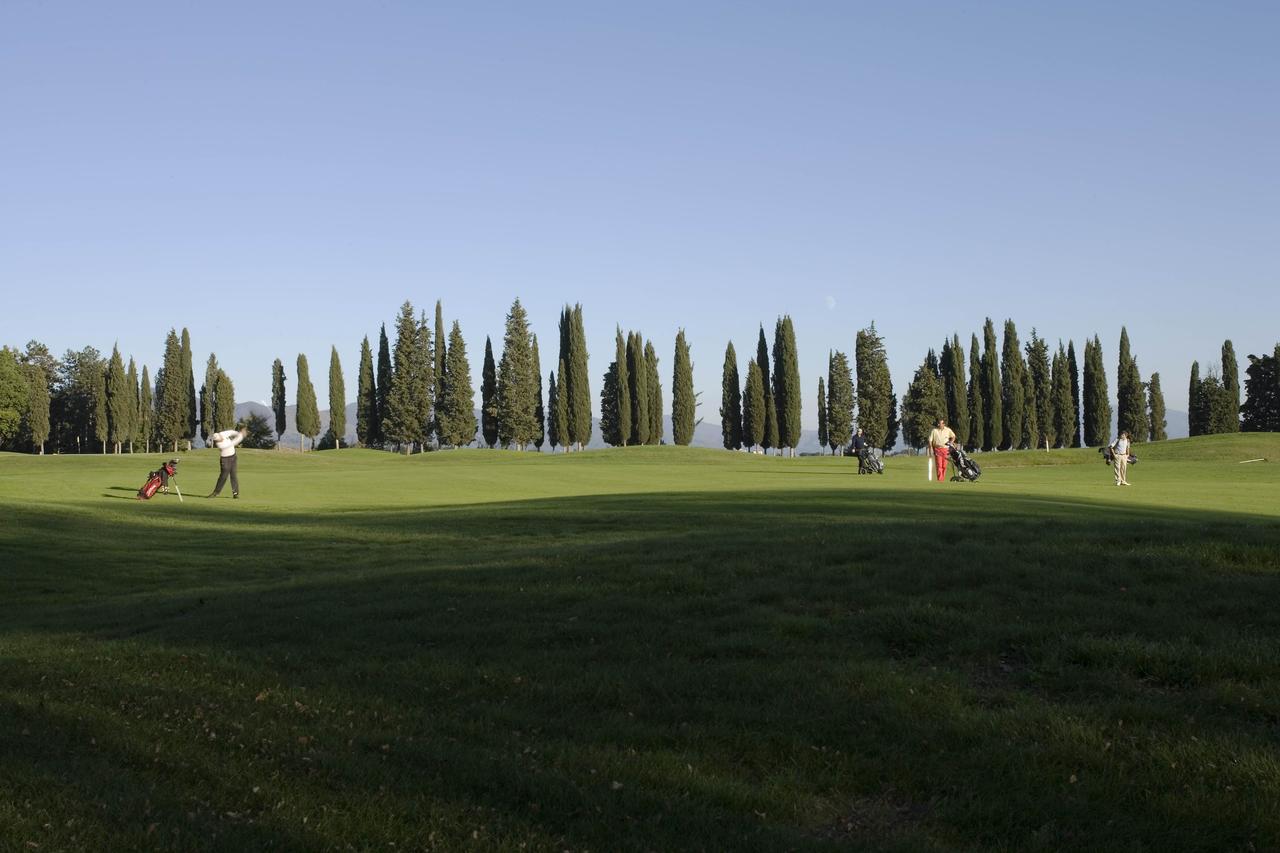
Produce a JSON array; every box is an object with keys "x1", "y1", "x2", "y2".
[{"x1": 1, "y1": 437, "x2": 1278, "y2": 851}]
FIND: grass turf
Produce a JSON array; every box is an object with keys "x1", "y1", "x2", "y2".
[{"x1": 2, "y1": 435, "x2": 1278, "y2": 851}]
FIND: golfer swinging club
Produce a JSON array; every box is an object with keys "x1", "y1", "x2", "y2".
[{"x1": 207, "y1": 426, "x2": 246, "y2": 499}]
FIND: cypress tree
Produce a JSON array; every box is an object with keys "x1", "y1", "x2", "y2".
[
  {"x1": 295, "y1": 354, "x2": 320, "y2": 451},
  {"x1": 124, "y1": 357, "x2": 139, "y2": 452},
  {"x1": 1148, "y1": 371, "x2": 1167, "y2": 441},
  {"x1": 200, "y1": 353, "x2": 219, "y2": 442},
  {"x1": 885, "y1": 392, "x2": 900, "y2": 452},
  {"x1": 158, "y1": 329, "x2": 185, "y2": 453},
  {"x1": 356, "y1": 337, "x2": 375, "y2": 447},
  {"x1": 600, "y1": 361, "x2": 622, "y2": 447},
  {"x1": 438, "y1": 321, "x2": 477, "y2": 447},
  {"x1": 1025, "y1": 330, "x2": 1052, "y2": 449},
  {"x1": 139, "y1": 365, "x2": 153, "y2": 453},
  {"x1": 90, "y1": 363, "x2": 107, "y2": 453},
  {"x1": 613, "y1": 329, "x2": 631, "y2": 445},
  {"x1": 328, "y1": 346, "x2": 346, "y2": 448},
  {"x1": 555, "y1": 311, "x2": 570, "y2": 445},
  {"x1": 755, "y1": 325, "x2": 770, "y2": 444},
  {"x1": 1051, "y1": 344, "x2": 1072, "y2": 448},
  {"x1": 752, "y1": 324, "x2": 762, "y2": 407},
  {"x1": 763, "y1": 388, "x2": 779, "y2": 453},
  {"x1": 1083, "y1": 336, "x2": 1111, "y2": 447},
  {"x1": 1131, "y1": 357, "x2": 1149, "y2": 443},
  {"x1": 181, "y1": 328, "x2": 196, "y2": 448},
  {"x1": 981, "y1": 319, "x2": 1002, "y2": 451},
  {"x1": 481, "y1": 336, "x2": 498, "y2": 449},
  {"x1": 434, "y1": 300, "x2": 447, "y2": 442},
  {"x1": 386, "y1": 302, "x2": 425, "y2": 453},
  {"x1": 27, "y1": 362, "x2": 52, "y2": 454},
  {"x1": 627, "y1": 332, "x2": 650, "y2": 446},
  {"x1": 645, "y1": 339, "x2": 662, "y2": 445},
  {"x1": 1116, "y1": 327, "x2": 1144, "y2": 442},
  {"x1": 902, "y1": 352, "x2": 948, "y2": 450},
  {"x1": 547, "y1": 369, "x2": 561, "y2": 450},
  {"x1": 773, "y1": 316, "x2": 801, "y2": 455},
  {"x1": 720, "y1": 342, "x2": 742, "y2": 451},
  {"x1": 531, "y1": 334, "x2": 545, "y2": 450},
  {"x1": 743, "y1": 360, "x2": 765, "y2": 451},
  {"x1": 1221, "y1": 340, "x2": 1241, "y2": 432},
  {"x1": 672, "y1": 330, "x2": 695, "y2": 446},
  {"x1": 856, "y1": 323, "x2": 894, "y2": 451},
  {"x1": 1188, "y1": 361, "x2": 1204, "y2": 436},
  {"x1": 375, "y1": 324, "x2": 392, "y2": 446},
  {"x1": 816, "y1": 377, "x2": 827, "y2": 453},
  {"x1": 1000, "y1": 319, "x2": 1024, "y2": 450},
  {"x1": 942, "y1": 335, "x2": 969, "y2": 448},
  {"x1": 415, "y1": 310, "x2": 434, "y2": 450},
  {"x1": 215, "y1": 370, "x2": 235, "y2": 435},
  {"x1": 570, "y1": 305, "x2": 591, "y2": 450},
  {"x1": 1067, "y1": 340, "x2": 1083, "y2": 447},
  {"x1": 105, "y1": 344, "x2": 128, "y2": 453},
  {"x1": 967, "y1": 334, "x2": 983, "y2": 451},
  {"x1": 1021, "y1": 368, "x2": 1037, "y2": 451},
  {"x1": 826, "y1": 350, "x2": 854, "y2": 454},
  {"x1": 271, "y1": 359, "x2": 287, "y2": 448},
  {"x1": 553, "y1": 357, "x2": 569, "y2": 450}
]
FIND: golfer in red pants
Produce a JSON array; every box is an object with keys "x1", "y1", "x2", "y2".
[{"x1": 928, "y1": 418, "x2": 956, "y2": 483}]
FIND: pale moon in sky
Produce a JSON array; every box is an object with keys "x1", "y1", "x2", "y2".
[{"x1": 824, "y1": 295, "x2": 836, "y2": 310}]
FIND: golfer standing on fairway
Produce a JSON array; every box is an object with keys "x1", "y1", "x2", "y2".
[
  {"x1": 207, "y1": 426, "x2": 246, "y2": 499},
  {"x1": 1111, "y1": 431, "x2": 1132, "y2": 486},
  {"x1": 928, "y1": 418, "x2": 956, "y2": 483}
]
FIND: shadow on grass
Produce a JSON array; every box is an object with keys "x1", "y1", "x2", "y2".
[{"x1": 3, "y1": 487, "x2": 1279, "y2": 851}]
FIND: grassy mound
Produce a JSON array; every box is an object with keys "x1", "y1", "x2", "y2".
[
  {"x1": 968, "y1": 432, "x2": 1280, "y2": 468},
  {"x1": 2, "y1": 443, "x2": 1278, "y2": 851}
]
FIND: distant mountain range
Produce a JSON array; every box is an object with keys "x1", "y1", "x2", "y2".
[{"x1": 229, "y1": 402, "x2": 1189, "y2": 451}]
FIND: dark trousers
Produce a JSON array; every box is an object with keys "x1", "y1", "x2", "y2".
[{"x1": 212, "y1": 454, "x2": 239, "y2": 496}]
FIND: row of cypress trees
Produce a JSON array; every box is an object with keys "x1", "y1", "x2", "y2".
[
  {"x1": 898, "y1": 322, "x2": 1173, "y2": 451},
  {"x1": 347, "y1": 299, "x2": 595, "y2": 453},
  {"x1": 347, "y1": 300, "x2": 477, "y2": 453},
  {"x1": 718, "y1": 317, "x2": 807, "y2": 454},
  {"x1": 1, "y1": 330, "x2": 238, "y2": 456},
  {"x1": 592, "y1": 324, "x2": 699, "y2": 448},
  {"x1": 807, "y1": 325, "x2": 898, "y2": 455},
  {"x1": 4, "y1": 311, "x2": 1274, "y2": 456},
  {"x1": 1188, "y1": 340, "x2": 1245, "y2": 436},
  {"x1": 600, "y1": 329, "x2": 662, "y2": 446}
]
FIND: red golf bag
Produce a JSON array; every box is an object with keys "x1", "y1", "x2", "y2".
[{"x1": 137, "y1": 459, "x2": 179, "y2": 500}]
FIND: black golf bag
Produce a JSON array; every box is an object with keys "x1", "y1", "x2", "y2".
[
  {"x1": 1100, "y1": 446, "x2": 1138, "y2": 465},
  {"x1": 137, "y1": 459, "x2": 179, "y2": 500},
  {"x1": 948, "y1": 442, "x2": 981, "y2": 482},
  {"x1": 858, "y1": 447, "x2": 884, "y2": 474}
]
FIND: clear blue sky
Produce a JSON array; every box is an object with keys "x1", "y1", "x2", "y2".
[{"x1": 3, "y1": 2, "x2": 1277, "y2": 427}]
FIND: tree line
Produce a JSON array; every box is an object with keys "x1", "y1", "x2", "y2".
[
  {"x1": 3, "y1": 305, "x2": 1277, "y2": 455},
  {"x1": 890, "y1": 323, "x2": 1262, "y2": 453}
]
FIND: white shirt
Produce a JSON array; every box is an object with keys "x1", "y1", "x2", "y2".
[
  {"x1": 1113, "y1": 437, "x2": 1130, "y2": 455},
  {"x1": 210, "y1": 429, "x2": 244, "y2": 457}
]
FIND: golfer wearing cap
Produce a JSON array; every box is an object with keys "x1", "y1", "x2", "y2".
[{"x1": 207, "y1": 427, "x2": 246, "y2": 499}]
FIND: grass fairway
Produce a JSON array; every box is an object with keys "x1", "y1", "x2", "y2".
[{"x1": 2, "y1": 436, "x2": 1279, "y2": 852}]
